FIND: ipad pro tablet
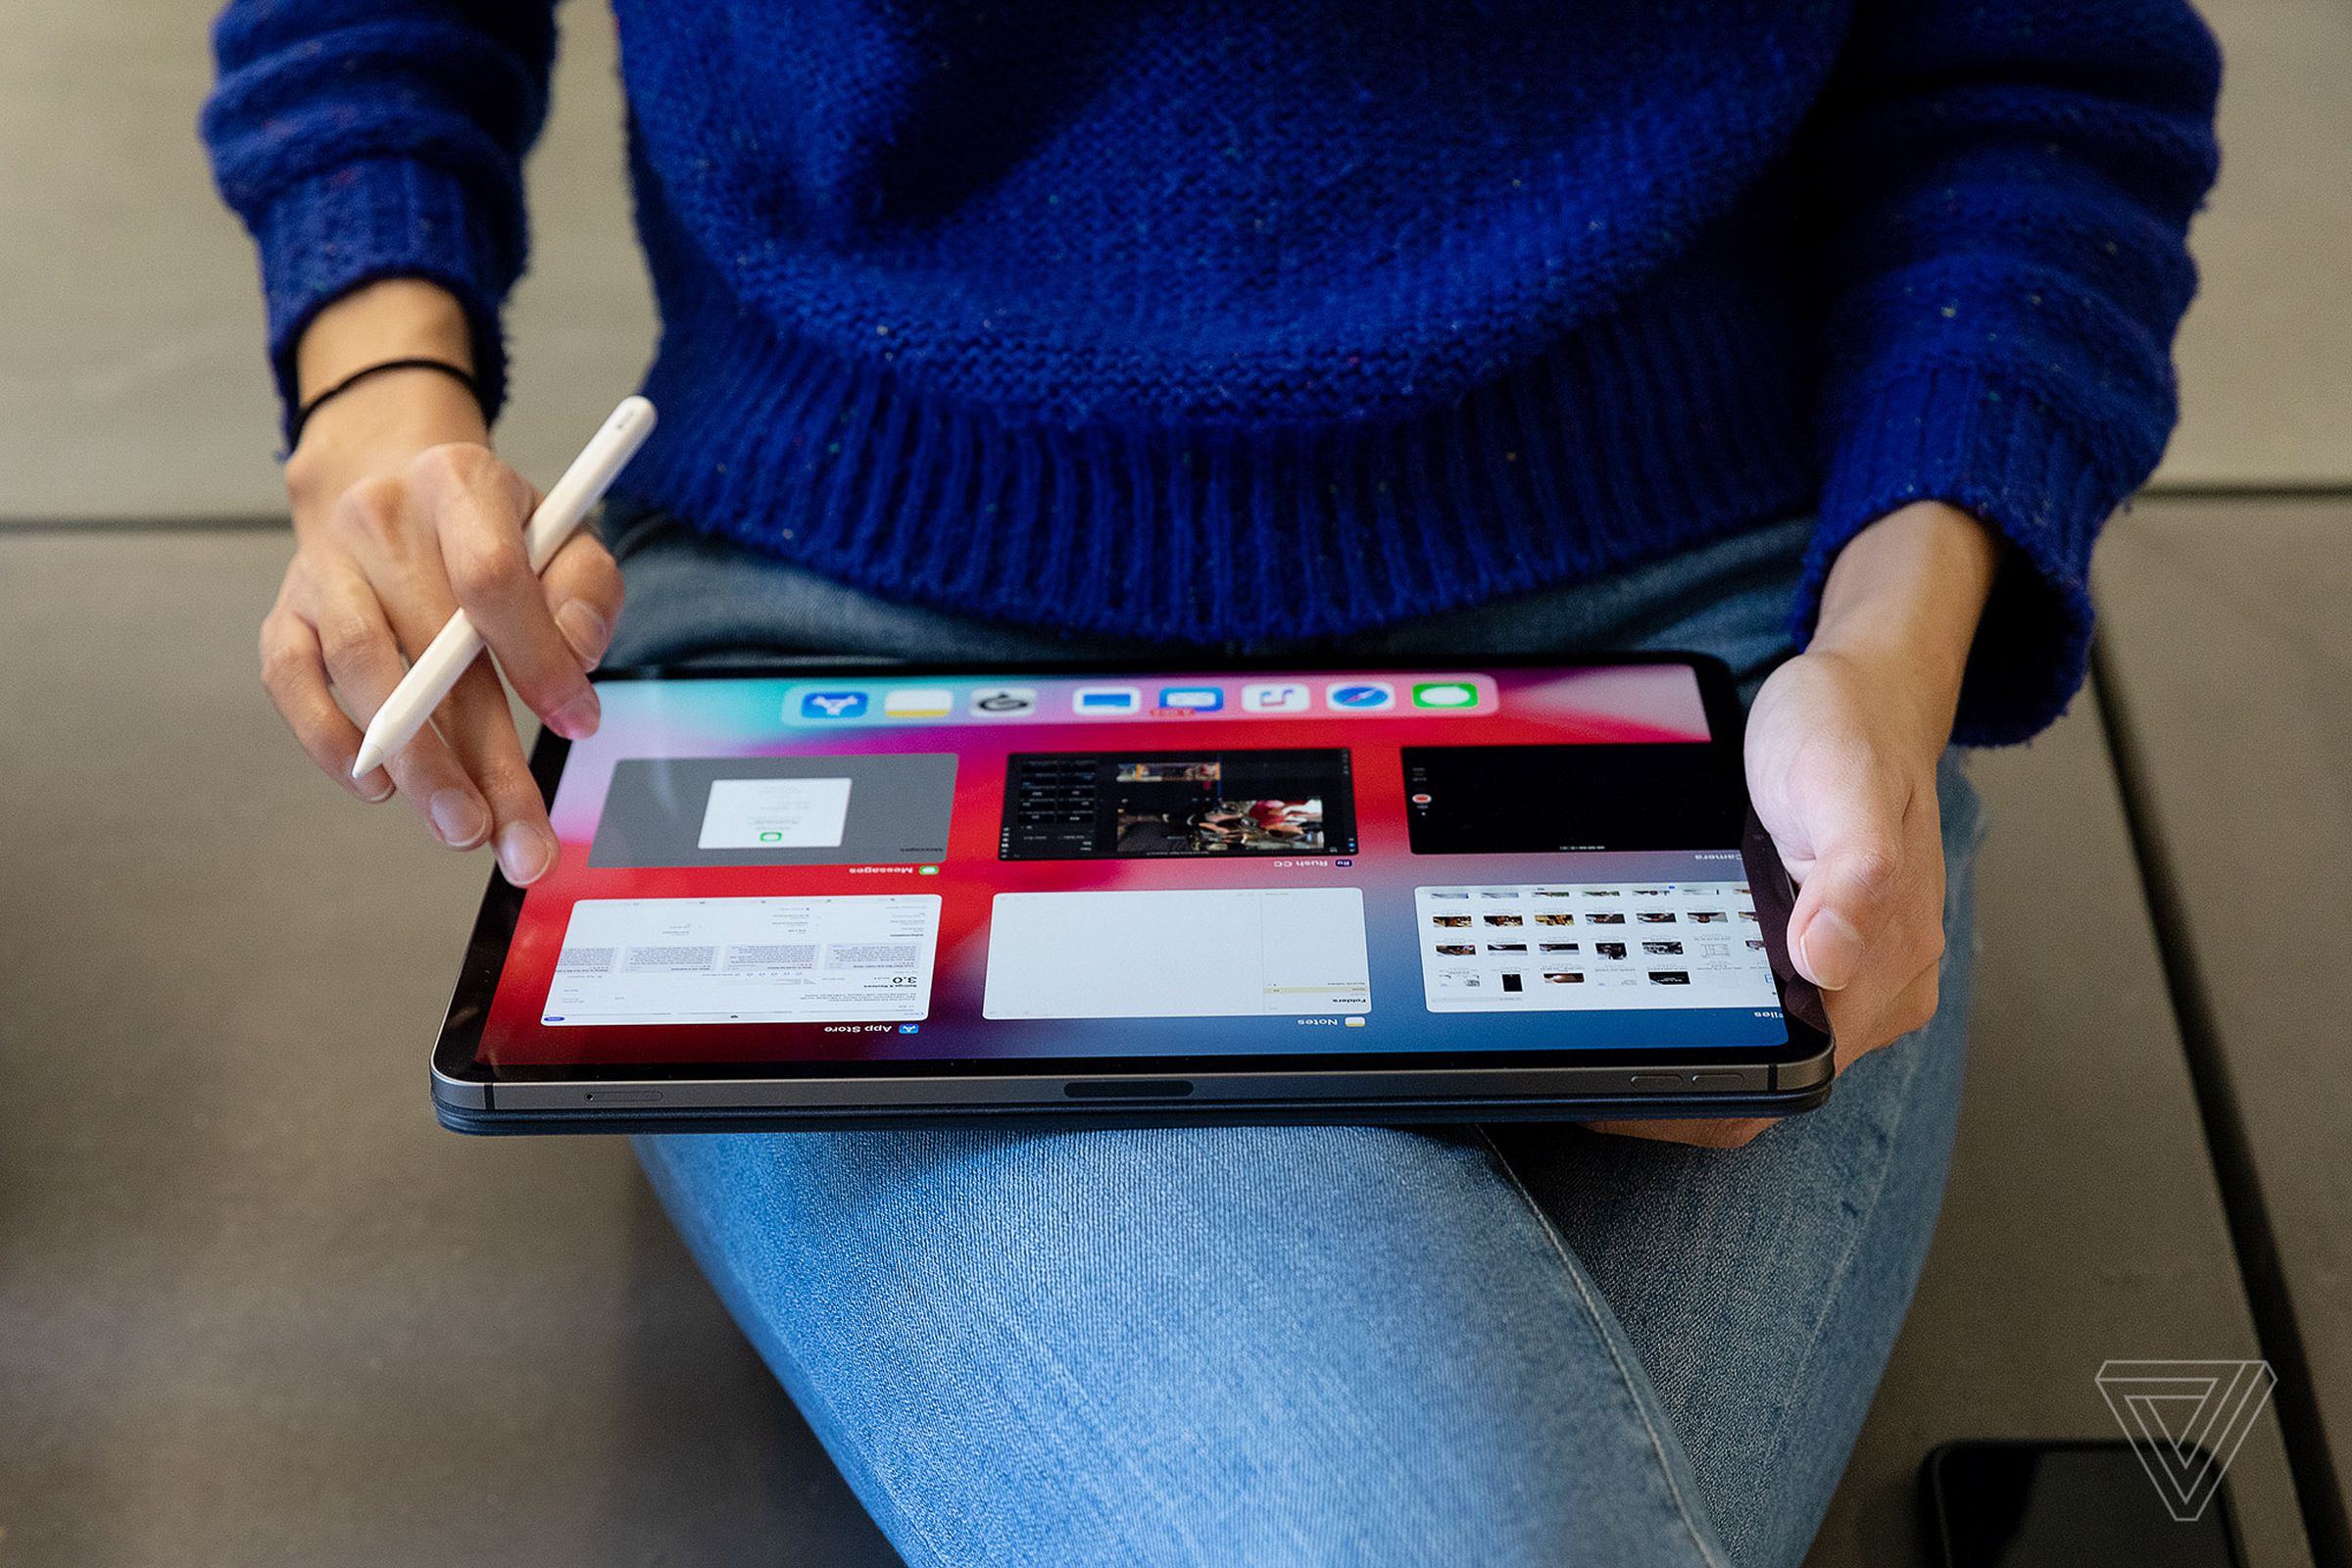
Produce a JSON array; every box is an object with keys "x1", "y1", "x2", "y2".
[{"x1": 431, "y1": 656, "x2": 1833, "y2": 1132}]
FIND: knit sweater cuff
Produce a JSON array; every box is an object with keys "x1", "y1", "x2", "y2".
[
  {"x1": 250, "y1": 158, "x2": 515, "y2": 440},
  {"x1": 1793, "y1": 368, "x2": 2120, "y2": 748}
]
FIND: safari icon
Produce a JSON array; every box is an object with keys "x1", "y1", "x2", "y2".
[{"x1": 1325, "y1": 681, "x2": 1395, "y2": 711}]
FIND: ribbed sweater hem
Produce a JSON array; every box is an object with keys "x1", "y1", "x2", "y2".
[
  {"x1": 1797, "y1": 368, "x2": 2121, "y2": 746},
  {"x1": 618, "y1": 284, "x2": 1819, "y2": 648},
  {"x1": 250, "y1": 159, "x2": 518, "y2": 434}
]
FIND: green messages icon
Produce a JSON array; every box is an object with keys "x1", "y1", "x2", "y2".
[{"x1": 1411, "y1": 682, "x2": 1477, "y2": 710}]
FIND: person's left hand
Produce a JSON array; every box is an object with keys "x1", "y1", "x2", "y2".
[{"x1": 1591, "y1": 501, "x2": 1999, "y2": 1150}]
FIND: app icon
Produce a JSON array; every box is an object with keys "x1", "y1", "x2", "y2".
[
  {"x1": 1326, "y1": 681, "x2": 1395, "y2": 711},
  {"x1": 1412, "y1": 681, "x2": 1479, "y2": 710},
  {"x1": 897, "y1": 1023, "x2": 921, "y2": 1034},
  {"x1": 1072, "y1": 685, "x2": 1143, "y2": 715},
  {"x1": 968, "y1": 686, "x2": 1039, "y2": 717},
  {"x1": 917, "y1": 864, "x2": 941, "y2": 876},
  {"x1": 1242, "y1": 682, "x2": 1311, "y2": 712},
  {"x1": 1344, "y1": 1015, "x2": 1367, "y2": 1027},
  {"x1": 799, "y1": 690, "x2": 869, "y2": 719},
  {"x1": 883, "y1": 687, "x2": 954, "y2": 718},
  {"x1": 1158, "y1": 685, "x2": 1225, "y2": 712}
]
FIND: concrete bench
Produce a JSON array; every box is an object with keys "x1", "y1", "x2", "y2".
[
  {"x1": 1805, "y1": 642, "x2": 2311, "y2": 1566},
  {"x1": 2086, "y1": 495, "x2": 2352, "y2": 1558},
  {"x1": 0, "y1": 526, "x2": 2314, "y2": 1565}
]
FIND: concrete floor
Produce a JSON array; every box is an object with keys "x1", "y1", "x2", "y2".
[
  {"x1": 2095, "y1": 497, "x2": 2352, "y2": 1534},
  {"x1": 0, "y1": 538, "x2": 896, "y2": 1567},
  {"x1": 0, "y1": 529, "x2": 2316, "y2": 1568}
]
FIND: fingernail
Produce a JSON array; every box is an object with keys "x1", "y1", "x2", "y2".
[
  {"x1": 1797, "y1": 909, "x2": 1863, "y2": 992},
  {"x1": 430, "y1": 789, "x2": 492, "y2": 850},
  {"x1": 550, "y1": 686, "x2": 602, "y2": 740},
  {"x1": 356, "y1": 771, "x2": 395, "y2": 804},
  {"x1": 556, "y1": 601, "x2": 611, "y2": 671},
  {"x1": 498, "y1": 821, "x2": 556, "y2": 886}
]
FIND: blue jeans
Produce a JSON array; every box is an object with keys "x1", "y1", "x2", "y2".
[{"x1": 605, "y1": 512, "x2": 1984, "y2": 1568}]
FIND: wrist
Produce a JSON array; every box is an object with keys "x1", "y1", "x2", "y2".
[
  {"x1": 1814, "y1": 502, "x2": 1998, "y2": 647},
  {"x1": 285, "y1": 368, "x2": 491, "y2": 525},
  {"x1": 1807, "y1": 501, "x2": 2003, "y2": 749},
  {"x1": 285, "y1": 276, "x2": 486, "y2": 524},
  {"x1": 295, "y1": 277, "x2": 473, "y2": 400}
]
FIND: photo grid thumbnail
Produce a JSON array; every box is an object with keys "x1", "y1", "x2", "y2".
[{"x1": 1414, "y1": 882, "x2": 1777, "y2": 1012}]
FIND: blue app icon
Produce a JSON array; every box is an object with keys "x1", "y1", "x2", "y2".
[
  {"x1": 1073, "y1": 685, "x2": 1143, "y2": 713},
  {"x1": 800, "y1": 690, "x2": 869, "y2": 718},
  {"x1": 1328, "y1": 682, "x2": 1396, "y2": 710},
  {"x1": 1159, "y1": 685, "x2": 1224, "y2": 711},
  {"x1": 898, "y1": 1023, "x2": 921, "y2": 1034}
]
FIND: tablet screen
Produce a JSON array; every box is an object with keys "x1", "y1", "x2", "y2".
[{"x1": 464, "y1": 662, "x2": 1795, "y2": 1075}]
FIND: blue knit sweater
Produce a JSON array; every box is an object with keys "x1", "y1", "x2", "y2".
[{"x1": 203, "y1": 1, "x2": 2220, "y2": 744}]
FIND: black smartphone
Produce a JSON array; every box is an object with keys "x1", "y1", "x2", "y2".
[{"x1": 1922, "y1": 1441, "x2": 2247, "y2": 1568}]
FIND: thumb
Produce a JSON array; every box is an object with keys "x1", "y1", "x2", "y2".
[{"x1": 1787, "y1": 804, "x2": 1904, "y2": 994}]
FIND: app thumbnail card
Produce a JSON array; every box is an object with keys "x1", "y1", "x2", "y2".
[
  {"x1": 544, "y1": 895, "x2": 941, "y2": 1025},
  {"x1": 1400, "y1": 744, "x2": 1740, "y2": 855},
  {"x1": 1000, "y1": 750, "x2": 1356, "y2": 860},
  {"x1": 983, "y1": 887, "x2": 1371, "y2": 1018},
  {"x1": 592, "y1": 755, "x2": 956, "y2": 868},
  {"x1": 1414, "y1": 883, "x2": 1775, "y2": 1013}
]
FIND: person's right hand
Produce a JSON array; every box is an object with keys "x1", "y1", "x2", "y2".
[{"x1": 262, "y1": 361, "x2": 622, "y2": 885}]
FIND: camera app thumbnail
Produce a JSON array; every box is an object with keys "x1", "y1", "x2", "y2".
[{"x1": 1399, "y1": 743, "x2": 1740, "y2": 855}]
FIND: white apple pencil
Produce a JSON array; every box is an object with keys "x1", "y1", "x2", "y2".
[{"x1": 352, "y1": 395, "x2": 658, "y2": 778}]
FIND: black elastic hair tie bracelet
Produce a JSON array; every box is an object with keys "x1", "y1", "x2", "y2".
[{"x1": 289, "y1": 357, "x2": 483, "y2": 448}]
